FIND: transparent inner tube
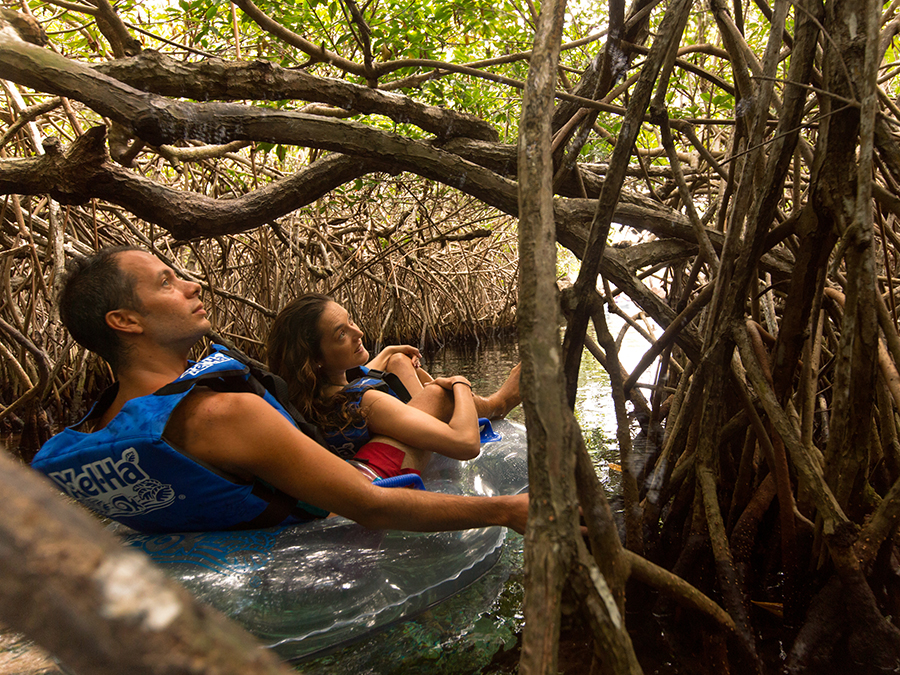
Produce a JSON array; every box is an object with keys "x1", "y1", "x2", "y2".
[{"x1": 120, "y1": 419, "x2": 529, "y2": 661}]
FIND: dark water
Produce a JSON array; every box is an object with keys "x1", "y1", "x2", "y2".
[{"x1": 300, "y1": 312, "x2": 659, "y2": 674}]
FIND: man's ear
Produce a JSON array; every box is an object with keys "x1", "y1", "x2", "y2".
[{"x1": 105, "y1": 309, "x2": 143, "y2": 335}]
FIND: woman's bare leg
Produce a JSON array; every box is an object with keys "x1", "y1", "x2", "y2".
[
  {"x1": 365, "y1": 364, "x2": 522, "y2": 476},
  {"x1": 406, "y1": 381, "x2": 455, "y2": 421}
]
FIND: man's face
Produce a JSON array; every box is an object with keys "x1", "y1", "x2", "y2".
[{"x1": 114, "y1": 250, "x2": 210, "y2": 349}]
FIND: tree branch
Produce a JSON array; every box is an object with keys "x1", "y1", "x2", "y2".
[{"x1": 94, "y1": 51, "x2": 499, "y2": 141}]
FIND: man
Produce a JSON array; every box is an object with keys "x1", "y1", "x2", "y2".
[{"x1": 31, "y1": 247, "x2": 528, "y2": 534}]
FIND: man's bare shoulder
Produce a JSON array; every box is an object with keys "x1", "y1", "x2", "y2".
[
  {"x1": 164, "y1": 388, "x2": 300, "y2": 479},
  {"x1": 166, "y1": 388, "x2": 285, "y2": 449},
  {"x1": 174, "y1": 387, "x2": 276, "y2": 426}
]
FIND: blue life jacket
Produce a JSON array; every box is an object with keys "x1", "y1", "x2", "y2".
[
  {"x1": 31, "y1": 345, "x2": 329, "y2": 533},
  {"x1": 323, "y1": 366, "x2": 411, "y2": 459}
]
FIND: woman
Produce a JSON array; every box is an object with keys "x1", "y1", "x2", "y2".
[{"x1": 266, "y1": 293, "x2": 520, "y2": 479}]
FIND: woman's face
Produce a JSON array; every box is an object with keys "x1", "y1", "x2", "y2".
[{"x1": 316, "y1": 301, "x2": 369, "y2": 374}]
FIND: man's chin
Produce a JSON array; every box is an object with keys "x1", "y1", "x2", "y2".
[{"x1": 192, "y1": 320, "x2": 212, "y2": 340}]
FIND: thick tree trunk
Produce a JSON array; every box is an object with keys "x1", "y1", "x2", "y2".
[
  {"x1": 517, "y1": 0, "x2": 579, "y2": 672},
  {"x1": 0, "y1": 450, "x2": 294, "y2": 675}
]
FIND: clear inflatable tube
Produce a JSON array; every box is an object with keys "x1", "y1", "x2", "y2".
[{"x1": 119, "y1": 419, "x2": 529, "y2": 662}]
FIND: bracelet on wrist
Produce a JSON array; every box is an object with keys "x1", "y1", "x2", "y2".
[{"x1": 452, "y1": 381, "x2": 473, "y2": 389}]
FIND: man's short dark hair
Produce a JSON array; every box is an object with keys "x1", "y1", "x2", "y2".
[{"x1": 58, "y1": 246, "x2": 143, "y2": 372}]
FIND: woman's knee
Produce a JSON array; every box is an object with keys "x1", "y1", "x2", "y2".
[
  {"x1": 385, "y1": 352, "x2": 427, "y2": 393},
  {"x1": 385, "y1": 352, "x2": 415, "y2": 375}
]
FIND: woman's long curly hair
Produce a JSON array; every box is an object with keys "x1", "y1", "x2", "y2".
[{"x1": 266, "y1": 293, "x2": 362, "y2": 433}]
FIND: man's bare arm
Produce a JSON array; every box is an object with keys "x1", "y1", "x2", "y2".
[{"x1": 167, "y1": 390, "x2": 528, "y2": 533}]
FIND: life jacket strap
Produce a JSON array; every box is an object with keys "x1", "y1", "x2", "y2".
[{"x1": 346, "y1": 367, "x2": 412, "y2": 403}]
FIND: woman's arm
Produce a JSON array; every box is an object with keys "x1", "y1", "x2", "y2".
[{"x1": 361, "y1": 377, "x2": 480, "y2": 459}]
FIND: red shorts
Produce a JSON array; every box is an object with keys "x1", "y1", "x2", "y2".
[{"x1": 354, "y1": 441, "x2": 421, "y2": 479}]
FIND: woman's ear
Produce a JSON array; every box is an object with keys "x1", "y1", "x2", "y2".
[{"x1": 105, "y1": 309, "x2": 143, "y2": 335}]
